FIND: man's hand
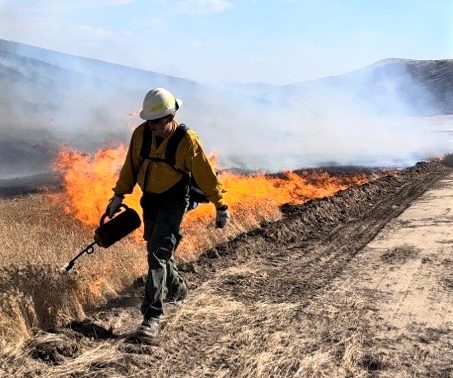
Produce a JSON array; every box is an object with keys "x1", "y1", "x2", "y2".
[
  {"x1": 215, "y1": 206, "x2": 230, "y2": 228},
  {"x1": 107, "y1": 195, "x2": 123, "y2": 218}
]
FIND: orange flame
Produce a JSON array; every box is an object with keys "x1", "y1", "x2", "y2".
[
  {"x1": 54, "y1": 145, "x2": 378, "y2": 266},
  {"x1": 54, "y1": 146, "x2": 370, "y2": 229}
]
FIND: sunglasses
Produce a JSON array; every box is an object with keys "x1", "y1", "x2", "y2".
[{"x1": 147, "y1": 115, "x2": 174, "y2": 126}]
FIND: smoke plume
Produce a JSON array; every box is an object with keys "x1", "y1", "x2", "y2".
[{"x1": 1, "y1": 39, "x2": 452, "y2": 180}]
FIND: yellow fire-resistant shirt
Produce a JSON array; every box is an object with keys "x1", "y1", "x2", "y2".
[{"x1": 113, "y1": 121, "x2": 227, "y2": 209}]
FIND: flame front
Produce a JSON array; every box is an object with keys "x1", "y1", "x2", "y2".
[
  {"x1": 54, "y1": 145, "x2": 139, "y2": 224},
  {"x1": 54, "y1": 145, "x2": 371, "y2": 258}
]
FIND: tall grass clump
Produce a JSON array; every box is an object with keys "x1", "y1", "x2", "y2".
[
  {"x1": 441, "y1": 152, "x2": 453, "y2": 168},
  {"x1": 0, "y1": 191, "x2": 281, "y2": 350},
  {"x1": 0, "y1": 168, "x2": 374, "y2": 349},
  {"x1": 0, "y1": 194, "x2": 145, "y2": 350}
]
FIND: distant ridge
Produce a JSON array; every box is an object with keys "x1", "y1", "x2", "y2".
[
  {"x1": 0, "y1": 38, "x2": 198, "y2": 91},
  {"x1": 273, "y1": 58, "x2": 453, "y2": 116},
  {"x1": 1, "y1": 38, "x2": 452, "y2": 177},
  {"x1": 2, "y1": 38, "x2": 452, "y2": 115}
]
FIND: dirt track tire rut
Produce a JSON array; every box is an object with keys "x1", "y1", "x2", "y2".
[
  {"x1": 183, "y1": 162, "x2": 450, "y2": 304},
  {"x1": 151, "y1": 162, "x2": 451, "y2": 377}
]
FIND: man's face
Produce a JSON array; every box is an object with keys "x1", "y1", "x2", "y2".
[{"x1": 147, "y1": 115, "x2": 173, "y2": 137}]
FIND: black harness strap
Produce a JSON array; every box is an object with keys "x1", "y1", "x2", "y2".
[
  {"x1": 164, "y1": 124, "x2": 189, "y2": 166},
  {"x1": 140, "y1": 124, "x2": 190, "y2": 190},
  {"x1": 141, "y1": 124, "x2": 152, "y2": 191},
  {"x1": 140, "y1": 124, "x2": 189, "y2": 163},
  {"x1": 140, "y1": 123, "x2": 152, "y2": 160}
]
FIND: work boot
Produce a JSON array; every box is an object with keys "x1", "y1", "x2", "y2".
[
  {"x1": 136, "y1": 317, "x2": 160, "y2": 343},
  {"x1": 166, "y1": 281, "x2": 188, "y2": 303}
]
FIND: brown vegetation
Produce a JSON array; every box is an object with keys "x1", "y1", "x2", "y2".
[
  {"x1": 442, "y1": 152, "x2": 453, "y2": 167},
  {"x1": 0, "y1": 168, "x2": 379, "y2": 351},
  {"x1": 0, "y1": 160, "x2": 451, "y2": 377}
]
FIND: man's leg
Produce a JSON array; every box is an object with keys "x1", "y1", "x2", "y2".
[
  {"x1": 140, "y1": 201, "x2": 187, "y2": 320},
  {"x1": 165, "y1": 232, "x2": 186, "y2": 301}
]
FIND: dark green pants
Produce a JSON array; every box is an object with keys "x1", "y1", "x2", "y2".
[{"x1": 140, "y1": 198, "x2": 188, "y2": 319}]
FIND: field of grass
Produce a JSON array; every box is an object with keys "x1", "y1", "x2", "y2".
[
  {"x1": 0, "y1": 189, "x2": 283, "y2": 351},
  {"x1": 0, "y1": 164, "x2": 413, "y2": 353},
  {"x1": 0, "y1": 180, "x2": 377, "y2": 377},
  {"x1": 0, "y1": 159, "x2": 451, "y2": 376},
  {"x1": 0, "y1": 194, "x2": 132, "y2": 348}
]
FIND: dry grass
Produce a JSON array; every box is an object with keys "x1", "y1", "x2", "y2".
[
  {"x1": 0, "y1": 190, "x2": 378, "y2": 377},
  {"x1": 0, "y1": 194, "x2": 142, "y2": 351},
  {"x1": 441, "y1": 152, "x2": 453, "y2": 168},
  {"x1": 4, "y1": 339, "x2": 127, "y2": 378},
  {"x1": 0, "y1": 191, "x2": 282, "y2": 351},
  {"x1": 1, "y1": 162, "x2": 450, "y2": 377},
  {"x1": 2, "y1": 162, "x2": 448, "y2": 377},
  {"x1": 0, "y1": 264, "x2": 403, "y2": 377},
  {"x1": 138, "y1": 265, "x2": 381, "y2": 377}
]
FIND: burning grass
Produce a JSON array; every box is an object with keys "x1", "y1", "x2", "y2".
[
  {"x1": 1, "y1": 159, "x2": 450, "y2": 376},
  {"x1": 54, "y1": 147, "x2": 375, "y2": 260},
  {"x1": 0, "y1": 145, "x2": 381, "y2": 352}
]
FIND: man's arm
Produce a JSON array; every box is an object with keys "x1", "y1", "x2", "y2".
[{"x1": 113, "y1": 127, "x2": 142, "y2": 196}]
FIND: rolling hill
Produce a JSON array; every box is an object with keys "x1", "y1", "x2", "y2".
[{"x1": 1, "y1": 38, "x2": 452, "y2": 178}]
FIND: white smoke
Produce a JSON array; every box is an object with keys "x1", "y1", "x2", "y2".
[
  {"x1": 0, "y1": 38, "x2": 452, "y2": 179},
  {"x1": 188, "y1": 59, "x2": 453, "y2": 171}
]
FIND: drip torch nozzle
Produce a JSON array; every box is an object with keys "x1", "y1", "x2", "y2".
[
  {"x1": 64, "y1": 242, "x2": 96, "y2": 272},
  {"x1": 63, "y1": 205, "x2": 141, "y2": 272}
]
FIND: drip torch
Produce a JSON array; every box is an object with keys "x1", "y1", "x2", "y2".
[{"x1": 64, "y1": 204, "x2": 141, "y2": 272}]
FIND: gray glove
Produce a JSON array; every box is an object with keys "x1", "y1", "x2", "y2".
[
  {"x1": 107, "y1": 195, "x2": 123, "y2": 218},
  {"x1": 215, "y1": 206, "x2": 230, "y2": 228}
]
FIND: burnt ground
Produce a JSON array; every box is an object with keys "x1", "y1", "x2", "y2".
[
  {"x1": 0, "y1": 172, "x2": 61, "y2": 198},
  {"x1": 2, "y1": 161, "x2": 452, "y2": 377}
]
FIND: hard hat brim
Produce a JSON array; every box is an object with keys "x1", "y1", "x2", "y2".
[{"x1": 139, "y1": 98, "x2": 183, "y2": 120}]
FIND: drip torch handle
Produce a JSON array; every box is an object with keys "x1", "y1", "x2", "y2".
[{"x1": 100, "y1": 204, "x2": 129, "y2": 226}]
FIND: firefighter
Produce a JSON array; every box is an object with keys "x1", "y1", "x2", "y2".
[{"x1": 106, "y1": 88, "x2": 230, "y2": 342}]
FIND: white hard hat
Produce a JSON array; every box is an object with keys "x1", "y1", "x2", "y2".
[{"x1": 139, "y1": 88, "x2": 183, "y2": 120}]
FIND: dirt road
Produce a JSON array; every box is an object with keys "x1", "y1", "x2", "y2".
[
  {"x1": 336, "y1": 173, "x2": 453, "y2": 376},
  {"x1": 3, "y1": 162, "x2": 452, "y2": 377},
  {"x1": 308, "y1": 172, "x2": 453, "y2": 377}
]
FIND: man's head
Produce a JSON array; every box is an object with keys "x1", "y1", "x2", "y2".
[
  {"x1": 139, "y1": 88, "x2": 182, "y2": 122},
  {"x1": 146, "y1": 114, "x2": 174, "y2": 137}
]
